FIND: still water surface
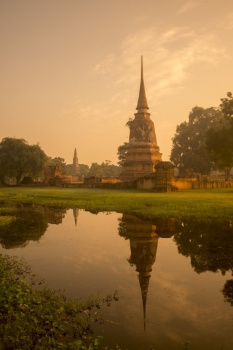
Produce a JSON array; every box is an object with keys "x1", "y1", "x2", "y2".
[{"x1": 0, "y1": 205, "x2": 233, "y2": 349}]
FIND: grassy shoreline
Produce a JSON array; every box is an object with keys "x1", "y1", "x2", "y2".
[{"x1": 0, "y1": 186, "x2": 233, "y2": 220}]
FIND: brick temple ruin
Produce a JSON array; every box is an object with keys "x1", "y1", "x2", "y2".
[{"x1": 121, "y1": 56, "x2": 162, "y2": 180}]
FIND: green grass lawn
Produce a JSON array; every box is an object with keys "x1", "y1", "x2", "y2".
[{"x1": 0, "y1": 186, "x2": 233, "y2": 220}]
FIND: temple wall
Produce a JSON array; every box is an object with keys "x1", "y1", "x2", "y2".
[
  {"x1": 136, "y1": 168, "x2": 233, "y2": 191},
  {"x1": 172, "y1": 178, "x2": 196, "y2": 190},
  {"x1": 190, "y1": 180, "x2": 233, "y2": 189},
  {"x1": 137, "y1": 176, "x2": 155, "y2": 190},
  {"x1": 173, "y1": 178, "x2": 233, "y2": 190}
]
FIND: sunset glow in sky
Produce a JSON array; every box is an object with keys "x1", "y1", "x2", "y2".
[{"x1": 1, "y1": 0, "x2": 233, "y2": 166}]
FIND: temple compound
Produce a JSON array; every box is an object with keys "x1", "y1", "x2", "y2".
[
  {"x1": 44, "y1": 148, "x2": 80, "y2": 186},
  {"x1": 121, "y1": 56, "x2": 162, "y2": 180}
]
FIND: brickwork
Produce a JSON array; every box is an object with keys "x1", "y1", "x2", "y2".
[{"x1": 121, "y1": 57, "x2": 162, "y2": 180}]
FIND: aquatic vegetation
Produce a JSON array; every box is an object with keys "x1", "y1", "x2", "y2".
[{"x1": 0, "y1": 254, "x2": 118, "y2": 350}]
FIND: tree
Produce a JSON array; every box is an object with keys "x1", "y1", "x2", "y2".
[
  {"x1": 116, "y1": 118, "x2": 133, "y2": 167},
  {"x1": 78, "y1": 164, "x2": 89, "y2": 178},
  {"x1": 125, "y1": 117, "x2": 133, "y2": 128},
  {"x1": 206, "y1": 126, "x2": 233, "y2": 180},
  {"x1": 205, "y1": 94, "x2": 233, "y2": 179},
  {"x1": 47, "y1": 157, "x2": 67, "y2": 173},
  {"x1": 0, "y1": 137, "x2": 48, "y2": 185},
  {"x1": 87, "y1": 161, "x2": 121, "y2": 177},
  {"x1": 170, "y1": 107, "x2": 222, "y2": 175},
  {"x1": 220, "y1": 91, "x2": 233, "y2": 126},
  {"x1": 117, "y1": 142, "x2": 129, "y2": 166}
]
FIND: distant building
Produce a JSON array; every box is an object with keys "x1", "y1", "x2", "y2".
[
  {"x1": 44, "y1": 165, "x2": 62, "y2": 185},
  {"x1": 72, "y1": 148, "x2": 80, "y2": 175},
  {"x1": 121, "y1": 56, "x2": 162, "y2": 180}
]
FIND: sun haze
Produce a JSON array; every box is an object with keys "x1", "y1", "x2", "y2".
[{"x1": 1, "y1": 0, "x2": 233, "y2": 166}]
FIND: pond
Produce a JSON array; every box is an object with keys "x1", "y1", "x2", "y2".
[{"x1": 0, "y1": 204, "x2": 233, "y2": 350}]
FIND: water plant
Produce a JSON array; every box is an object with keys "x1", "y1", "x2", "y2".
[{"x1": 0, "y1": 254, "x2": 118, "y2": 350}]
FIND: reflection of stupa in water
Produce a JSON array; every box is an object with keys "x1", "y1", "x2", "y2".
[
  {"x1": 73, "y1": 208, "x2": 79, "y2": 226},
  {"x1": 119, "y1": 214, "x2": 159, "y2": 330},
  {"x1": 119, "y1": 213, "x2": 176, "y2": 330},
  {"x1": 43, "y1": 207, "x2": 67, "y2": 224},
  {"x1": 43, "y1": 207, "x2": 79, "y2": 226}
]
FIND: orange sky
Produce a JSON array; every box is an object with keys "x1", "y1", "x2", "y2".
[{"x1": 1, "y1": 0, "x2": 233, "y2": 166}]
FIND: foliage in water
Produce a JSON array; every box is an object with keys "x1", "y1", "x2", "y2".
[{"x1": 0, "y1": 254, "x2": 118, "y2": 350}]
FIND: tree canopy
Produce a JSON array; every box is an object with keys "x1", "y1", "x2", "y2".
[
  {"x1": 0, "y1": 137, "x2": 48, "y2": 185},
  {"x1": 88, "y1": 161, "x2": 121, "y2": 177},
  {"x1": 117, "y1": 142, "x2": 129, "y2": 166},
  {"x1": 78, "y1": 164, "x2": 89, "y2": 178},
  {"x1": 170, "y1": 107, "x2": 222, "y2": 175},
  {"x1": 47, "y1": 157, "x2": 67, "y2": 173},
  {"x1": 220, "y1": 91, "x2": 233, "y2": 125},
  {"x1": 205, "y1": 92, "x2": 233, "y2": 179},
  {"x1": 206, "y1": 124, "x2": 233, "y2": 180}
]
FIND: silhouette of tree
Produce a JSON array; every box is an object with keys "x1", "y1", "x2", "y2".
[
  {"x1": 205, "y1": 92, "x2": 233, "y2": 179},
  {"x1": 170, "y1": 107, "x2": 222, "y2": 174},
  {"x1": 117, "y1": 142, "x2": 129, "y2": 166},
  {"x1": 220, "y1": 91, "x2": 233, "y2": 126},
  {"x1": 0, "y1": 137, "x2": 48, "y2": 184},
  {"x1": 206, "y1": 125, "x2": 233, "y2": 180}
]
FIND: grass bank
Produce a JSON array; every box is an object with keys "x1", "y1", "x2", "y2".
[{"x1": 0, "y1": 187, "x2": 233, "y2": 220}]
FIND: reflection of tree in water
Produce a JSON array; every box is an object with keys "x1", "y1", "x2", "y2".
[
  {"x1": 173, "y1": 219, "x2": 233, "y2": 307},
  {"x1": 222, "y1": 279, "x2": 233, "y2": 306},
  {"x1": 0, "y1": 204, "x2": 77, "y2": 249},
  {"x1": 118, "y1": 214, "x2": 176, "y2": 330},
  {"x1": 173, "y1": 219, "x2": 233, "y2": 275},
  {"x1": 0, "y1": 206, "x2": 48, "y2": 249},
  {"x1": 0, "y1": 205, "x2": 80, "y2": 249}
]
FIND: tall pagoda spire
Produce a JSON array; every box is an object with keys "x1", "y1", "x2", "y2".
[
  {"x1": 73, "y1": 147, "x2": 79, "y2": 175},
  {"x1": 74, "y1": 148, "x2": 77, "y2": 158},
  {"x1": 136, "y1": 55, "x2": 149, "y2": 111}
]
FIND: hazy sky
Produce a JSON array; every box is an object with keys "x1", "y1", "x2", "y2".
[{"x1": 1, "y1": 0, "x2": 233, "y2": 166}]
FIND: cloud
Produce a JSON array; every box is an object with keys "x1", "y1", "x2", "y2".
[
  {"x1": 61, "y1": 24, "x2": 226, "y2": 140},
  {"x1": 61, "y1": 108, "x2": 75, "y2": 115},
  {"x1": 92, "y1": 53, "x2": 115, "y2": 75},
  {"x1": 116, "y1": 26, "x2": 226, "y2": 103},
  {"x1": 133, "y1": 13, "x2": 148, "y2": 25},
  {"x1": 177, "y1": 1, "x2": 198, "y2": 15},
  {"x1": 219, "y1": 11, "x2": 233, "y2": 30}
]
